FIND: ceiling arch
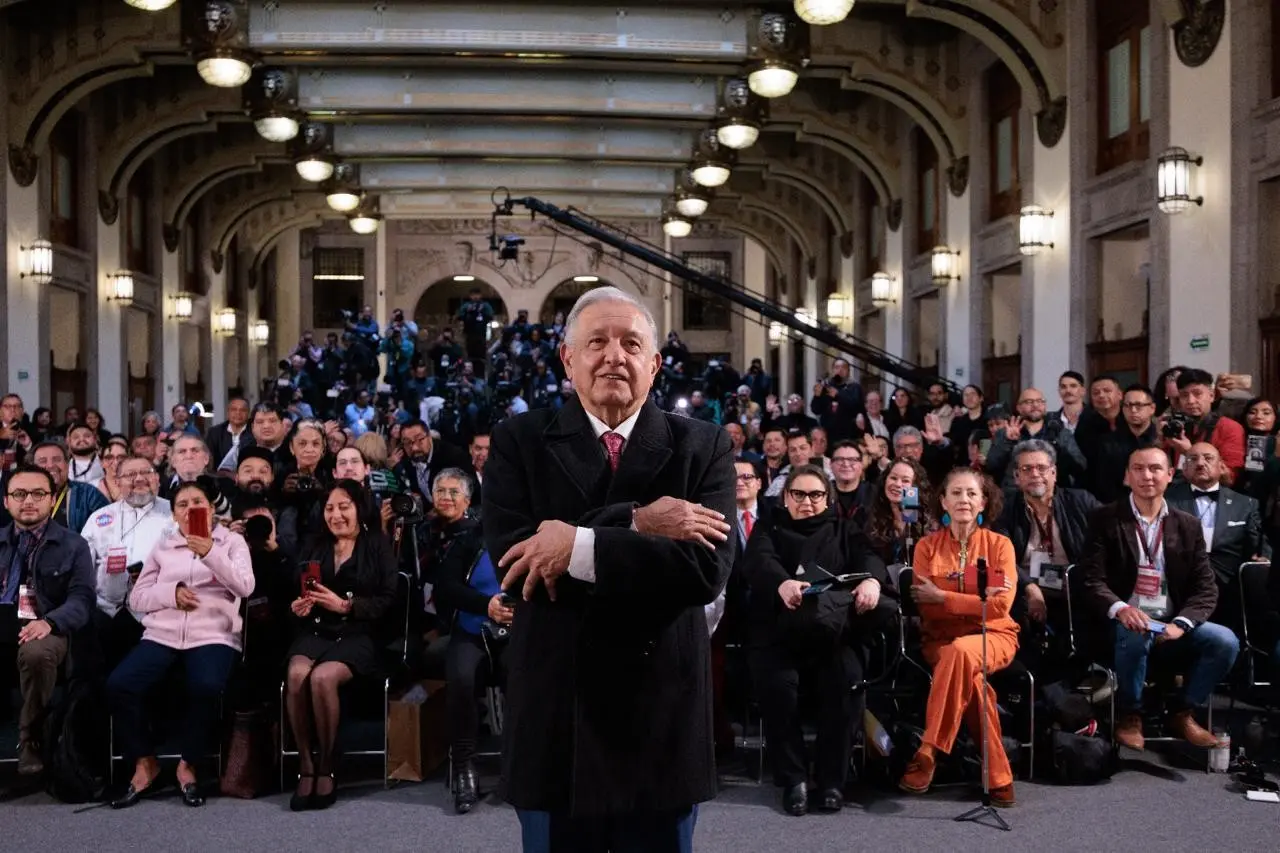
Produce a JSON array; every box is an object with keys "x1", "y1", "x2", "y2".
[
  {"x1": 702, "y1": 218, "x2": 785, "y2": 275},
  {"x1": 163, "y1": 132, "x2": 284, "y2": 230},
  {"x1": 730, "y1": 199, "x2": 814, "y2": 263}
]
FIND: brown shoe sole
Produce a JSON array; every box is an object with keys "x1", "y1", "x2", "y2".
[{"x1": 899, "y1": 780, "x2": 931, "y2": 794}]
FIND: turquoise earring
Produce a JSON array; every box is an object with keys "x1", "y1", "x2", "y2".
[
  {"x1": 941, "y1": 512, "x2": 951, "y2": 526},
  {"x1": 977, "y1": 512, "x2": 984, "y2": 526}
]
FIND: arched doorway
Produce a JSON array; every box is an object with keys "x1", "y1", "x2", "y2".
[
  {"x1": 539, "y1": 278, "x2": 616, "y2": 326},
  {"x1": 413, "y1": 277, "x2": 509, "y2": 340}
]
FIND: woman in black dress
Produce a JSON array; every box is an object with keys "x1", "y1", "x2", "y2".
[{"x1": 284, "y1": 479, "x2": 398, "y2": 810}]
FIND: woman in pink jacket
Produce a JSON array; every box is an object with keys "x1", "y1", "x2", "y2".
[{"x1": 107, "y1": 479, "x2": 254, "y2": 809}]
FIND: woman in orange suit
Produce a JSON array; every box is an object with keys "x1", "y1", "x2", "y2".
[{"x1": 899, "y1": 467, "x2": 1020, "y2": 807}]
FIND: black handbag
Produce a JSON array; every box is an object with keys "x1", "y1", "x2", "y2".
[{"x1": 776, "y1": 585, "x2": 853, "y2": 650}]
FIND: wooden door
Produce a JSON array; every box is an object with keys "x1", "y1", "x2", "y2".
[
  {"x1": 1087, "y1": 336, "x2": 1149, "y2": 388},
  {"x1": 982, "y1": 355, "x2": 1021, "y2": 409},
  {"x1": 50, "y1": 352, "x2": 86, "y2": 417},
  {"x1": 1260, "y1": 317, "x2": 1280, "y2": 404},
  {"x1": 128, "y1": 367, "x2": 155, "y2": 436},
  {"x1": 184, "y1": 371, "x2": 206, "y2": 409}
]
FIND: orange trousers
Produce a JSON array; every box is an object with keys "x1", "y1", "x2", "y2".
[{"x1": 922, "y1": 632, "x2": 1019, "y2": 789}]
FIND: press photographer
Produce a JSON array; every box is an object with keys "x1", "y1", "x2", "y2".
[{"x1": 1160, "y1": 368, "x2": 1246, "y2": 483}]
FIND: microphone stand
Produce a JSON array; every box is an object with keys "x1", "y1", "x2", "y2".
[{"x1": 954, "y1": 557, "x2": 1011, "y2": 832}]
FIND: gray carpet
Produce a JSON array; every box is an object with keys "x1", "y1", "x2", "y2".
[{"x1": 3, "y1": 752, "x2": 1276, "y2": 853}]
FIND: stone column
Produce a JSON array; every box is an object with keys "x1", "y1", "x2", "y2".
[
  {"x1": 742, "y1": 237, "x2": 768, "y2": 369},
  {"x1": 4, "y1": 170, "x2": 44, "y2": 401},
  {"x1": 1025, "y1": 117, "x2": 1073, "y2": 394},
  {"x1": 94, "y1": 213, "x2": 127, "y2": 430},
  {"x1": 943, "y1": 183, "x2": 972, "y2": 386}
]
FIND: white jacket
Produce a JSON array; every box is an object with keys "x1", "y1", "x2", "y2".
[{"x1": 80, "y1": 498, "x2": 174, "y2": 619}]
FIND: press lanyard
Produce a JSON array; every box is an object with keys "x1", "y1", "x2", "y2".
[
  {"x1": 51, "y1": 486, "x2": 69, "y2": 519},
  {"x1": 1135, "y1": 516, "x2": 1164, "y2": 566},
  {"x1": 1030, "y1": 504, "x2": 1055, "y2": 560}
]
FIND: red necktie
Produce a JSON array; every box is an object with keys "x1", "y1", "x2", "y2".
[
  {"x1": 742, "y1": 510, "x2": 754, "y2": 540},
  {"x1": 601, "y1": 432, "x2": 624, "y2": 473}
]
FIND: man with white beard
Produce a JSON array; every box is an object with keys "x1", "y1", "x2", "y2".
[{"x1": 81, "y1": 454, "x2": 172, "y2": 669}]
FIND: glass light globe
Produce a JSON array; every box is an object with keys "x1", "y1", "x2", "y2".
[
  {"x1": 327, "y1": 191, "x2": 362, "y2": 213},
  {"x1": 716, "y1": 122, "x2": 760, "y2": 150},
  {"x1": 663, "y1": 216, "x2": 693, "y2": 238},
  {"x1": 125, "y1": 0, "x2": 178, "y2": 9},
  {"x1": 676, "y1": 196, "x2": 709, "y2": 218},
  {"x1": 254, "y1": 115, "x2": 299, "y2": 143},
  {"x1": 748, "y1": 65, "x2": 799, "y2": 99},
  {"x1": 295, "y1": 157, "x2": 335, "y2": 182},
  {"x1": 691, "y1": 164, "x2": 731, "y2": 188},
  {"x1": 794, "y1": 0, "x2": 855, "y2": 26},
  {"x1": 348, "y1": 214, "x2": 381, "y2": 235},
  {"x1": 196, "y1": 56, "x2": 253, "y2": 88}
]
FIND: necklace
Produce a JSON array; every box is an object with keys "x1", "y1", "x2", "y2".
[{"x1": 957, "y1": 537, "x2": 969, "y2": 574}]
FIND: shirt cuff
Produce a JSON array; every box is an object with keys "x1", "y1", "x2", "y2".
[
  {"x1": 1107, "y1": 601, "x2": 1128, "y2": 620},
  {"x1": 567, "y1": 527, "x2": 597, "y2": 584}
]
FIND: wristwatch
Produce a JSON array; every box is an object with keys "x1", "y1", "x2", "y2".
[{"x1": 44, "y1": 615, "x2": 59, "y2": 635}]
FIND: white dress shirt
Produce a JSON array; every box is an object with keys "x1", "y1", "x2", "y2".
[
  {"x1": 566, "y1": 407, "x2": 644, "y2": 584},
  {"x1": 1192, "y1": 483, "x2": 1219, "y2": 553}
]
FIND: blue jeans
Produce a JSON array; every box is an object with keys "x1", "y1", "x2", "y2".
[
  {"x1": 1113, "y1": 621, "x2": 1239, "y2": 712},
  {"x1": 517, "y1": 806, "x2": 698, "y2": 853}
]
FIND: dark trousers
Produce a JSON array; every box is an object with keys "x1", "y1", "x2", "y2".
[
  {"x1": 92, "y1": 608, "x2": 144, "y2": 675},
  {"x1": 517, "y1": 806, "x2": 698, "y2": 853},
  {"x1": 445, "y1": 631, "x2": 489, "y2": 764},
  {"x1": 107, "y1": 640, "x2": 237, "y2": 764},
  {"x1": 749, "y1": 640, "x2": 864, "y2": 790}
]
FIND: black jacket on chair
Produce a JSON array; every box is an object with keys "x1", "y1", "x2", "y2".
[
  {"x1": 481, "y1": 397, "x2": 735, "y2": 817},
  {"x1": 996, "y1": 487, "x2": 1101, "y2": 579}
]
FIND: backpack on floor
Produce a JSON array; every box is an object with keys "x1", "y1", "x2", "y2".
[{"x1": 41, "y1": 678, "x2": 108, "y2": 804}]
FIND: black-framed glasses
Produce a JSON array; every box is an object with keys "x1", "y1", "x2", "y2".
[
  {"x1": 6, "y1": 489, "x2": 52, "y2": 502},
  {"x1": 735, "y1": 473, "x2": 758, "y2": 482},
  {"x1": 787, "y1": 489, "x2": 828, "y2": 504},
  {"x1": 831, "y1": 456, "x2": 862, "y2": 465}
]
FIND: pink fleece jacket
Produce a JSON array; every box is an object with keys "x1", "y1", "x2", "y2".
[{"x1": 129, "y1": 526, "x2": 255, "y2": 652}]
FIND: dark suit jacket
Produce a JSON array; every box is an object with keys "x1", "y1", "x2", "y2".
[
  {"x1": 394, "y1": 440, "x2": 475, "y2": 505},
  {"x1": 482, "y1": 397, "x2": 735, "y2": 816},
  {"x1": 1167, "y1": 483, "x2": 1269, "y2": 589},
  {"x1": 1078, "y1": 499, "x2": 1219, "y2": 625},
  {"x1": 205, "y1": 421, "x2": 252, "y2": 469},
  {"x1": 996, "y1": 487, "x2": 1101, "y2": 579}
]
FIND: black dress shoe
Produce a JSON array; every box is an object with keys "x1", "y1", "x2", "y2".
[
  {"x1": 454, "y1": 763, "x2": 479, "y2": 814},
  {"x1": 312, "y1": 774, "x2": 337, "y2": 810},
  {"x1": 290, "y1": 775, "x2": 315, "y2": 812},
  {"x1": 110, "y1": 780, "x2": 159, "y2": 810},
  {"x1": 818, "y1": 788, "x2": 843, "y2": 812},
  {"x1": 180, "y1": 782, "x2": 205, "y2": 808},
  {"x1": 783, "y1": 782, "x2": 808, "y2": 816}
]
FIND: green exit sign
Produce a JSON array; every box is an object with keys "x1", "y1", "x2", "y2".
[{"x1": 1190, "y1": 335, "x2": 1210, "y2": 352}]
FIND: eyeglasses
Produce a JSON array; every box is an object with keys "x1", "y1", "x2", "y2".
[
  {"x1": 831, "y1": 456, "x2": 862, "y2": 465},
  {"x1": 1122, "y1": 401, "x2": 1154, "y2": 410},
  {"x1": 433, "y1": 487, "x2": 465, "y2": 498},
  {"x1": 118, "y1": 470, "x2": 156, "y2": 481},
  {"x1": 735, "y1": 473, "x2": 758, "y2": 482},
  {"x1": 787, "y1": 489, "x2": 828, "y2": 504},
  {"x1": 1017, "y1": 464, "x2": 1053, "y2": 475},
  {"x1": 6, "y1": 489, "x2": 52, "y2": 502},
  {"x1": 1018, "y1": 398, "x2": 1047, "y2": 406}
]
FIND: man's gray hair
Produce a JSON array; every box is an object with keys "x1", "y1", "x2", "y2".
[
  {"x1": 564, "y1": 286, "x2": 658, "y2": 351},
  {"x1": 171, "y1": 433, "x2": 211, "y2": 457},
  {"x1": 893, "y1": 425, "x2": 923, "y2": 446},
  {"x1": 1013, "y1": 438, "x2": 1057, "y2": 466},
  {"x1": 432, "y1": 467, "x2": 474, "y2": 501}
]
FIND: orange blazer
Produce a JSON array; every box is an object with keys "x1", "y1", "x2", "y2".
[{"x1": 912, "y1": 527, "x2": 1019, "y2": 648}]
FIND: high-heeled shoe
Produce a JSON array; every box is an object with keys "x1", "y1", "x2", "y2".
[
  {"x1": 311, "y1": 773, "x2": 337, "y2": 810},
  {"x1": 290, "y1": 775, "x2": 316, "y2": 812}
]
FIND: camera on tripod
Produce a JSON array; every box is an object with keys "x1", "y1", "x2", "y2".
[{"x1": 389, "y1": 491, "x2": 425, "y2": 523}]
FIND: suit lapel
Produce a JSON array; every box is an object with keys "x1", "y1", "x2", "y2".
[
  {"x1": 545, "y1": 397, "x2": 609, "y2": 503},
  {"x1": 1114, "y1": 506, "x2": 1142, "y2": 569},
  {"x1": 606, "y1": 402, "x2": 673, "y2": 504}
]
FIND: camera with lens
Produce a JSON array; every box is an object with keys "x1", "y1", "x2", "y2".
[
  {"x1": 294, "y1": 475, "x2": 318, "y2": 493},
  {"x1": 1163, "y1": 412, "x2": 1191, "y2": 440},
  {"x1": 389, "y1": 491, "x2": 425, "y2": 523}
]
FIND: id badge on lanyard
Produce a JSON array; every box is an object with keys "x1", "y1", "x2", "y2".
[
  {"x1": 17, "y1": 584, "x2": 37, "y2": 620},
  {"x1": 1135, "y1": 517, "x2": 1168, "y2": 615},
  {"x1": 106, "y1": 545, "x2": 128, "y2": 575}
]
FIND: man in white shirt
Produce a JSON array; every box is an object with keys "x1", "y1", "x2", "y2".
[
  {"x1": 66, "y1": 423, "x2": 104, "y2": 486},
  {"x1": 81, "y1": 455, "x2": 171, "y2": 669}
]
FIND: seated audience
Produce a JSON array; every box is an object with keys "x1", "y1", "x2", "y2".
[
  {"x1": 745, "y1": 465, "x2": 890, "y2": 815},
  {"x1": 107, "y1": 479, "x2": 254, "y2": 808},
  {"x1": 1077, "y1": 446, "x2": 1238, "y2": 750},
  {"x1": 829, "y1": 440, "x2": 871, "y2": 524},
  {"x1": 284, "y1": 480, "x2": 399, "y2": 811},
  {"x1": 2, "y1": 465, "x2": 95, "y2": 776},
  {"x1": 865, "y1": 459, "x2": 932, "y2": 565},
  {"x1": 901, "y1": 468, "x2": 1018, "y2": 807},
  {"x1": 28, "y1": 440, "x2": 109, "y2": 532}
]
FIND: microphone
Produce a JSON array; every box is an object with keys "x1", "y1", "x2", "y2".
[{"x1": 975, "y1": 557, "x2": 989, "y2": 602}]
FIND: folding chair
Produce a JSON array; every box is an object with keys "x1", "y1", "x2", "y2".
[
  {"x1": 1237, "y1": 562, "x2": 1274, "y2": 695},
  {"x1": 279, "y1": 571, "x2": 413, "y2": 790}
]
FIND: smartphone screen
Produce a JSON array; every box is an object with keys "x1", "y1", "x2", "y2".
[
  {"x1": 187, "y1": 506, "x2": 210, "y2": 539},
  {"x1": 978, "y1": 438, "x2": 992, "y2": 456},
  {"x1": 963, "y1": 561, "x2": 1007, "y2": 593}
]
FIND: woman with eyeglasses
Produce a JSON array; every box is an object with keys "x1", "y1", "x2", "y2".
[
  {"x1": 900, "y1": 467, "x2": 1018, "y2": 807},
  {"x1": 744, "y1": 464, "x2": 892, "y2": 816},
  {"x1": 865, "y1": 459, "x2": 933, "y2": 565},
  {"x1": 95, "y1": 437, "x2": 131, "y2": 503}
]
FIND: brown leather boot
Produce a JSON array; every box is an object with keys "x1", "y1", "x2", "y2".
[
  {"x1": 990, "y1": 783, "x2": 1016, "y2": 808},
  {"x1": 1115, "y1": 713, "x2": 1145, "y2": 750},
  {"x1": 899, "y1": 745, "x2": 936, "y2": 794},
  {"x1": 1168, "y1": 710, "x2": 1220, "y2": 748}
]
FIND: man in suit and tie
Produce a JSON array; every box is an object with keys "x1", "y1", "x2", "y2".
[
  {"x1": 1167, "y1": 442, "x2": 1270, "y2": 634},
  {"x1": 483, "y1": 286, "x2": 736, "y2": 853},
  {"x1": 1078, "y1": 446, "x2": 1239, "y2": 751}
]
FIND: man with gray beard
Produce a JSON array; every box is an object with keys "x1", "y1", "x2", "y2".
[{"x1": 81, "y1": 455, "x2": 172, "y2": 669}]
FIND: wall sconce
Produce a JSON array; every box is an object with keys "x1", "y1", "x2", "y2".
[
  {"x1": 768, "y1": 321, "x2": 784, "y2": 345},
  {"x1": 931, "y1": 246, "x2": 960, "y2": 286},
  {"x1": 1018, "y1": 205, "x2": 1055, "y2": 255},
  {"x1": 870, "y1": 271, "x2": 896, "y2": 307},
  {"x1": 107, "y1": 271, "x2": 135, "y2": 306},
  {"x1": 1157, "y1": 147, "x2": 1204, "y2": 214},
  {"x1": 19, "y1": 239, "x2": 54, "y2": 284},
  {"x1": 172, "y1": 292, "x2": 194, "y2": 322},
  {"x1": 249, "y1": 320, "x2": 270, "y2": 346},
  {"x1": 214, "y1": 308, "x2": 238, "y2": 337},
  {"x1": 825, "y1": 292, "x2": 850, "y2": 322}
]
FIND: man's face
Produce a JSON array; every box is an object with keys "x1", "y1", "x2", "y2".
[
  {"x1": 172, "y1": 406, "x2": 188, "y2": 425},
  {"x1": 1014, "y1": 451, "x2": 1057, "y2": 500},
  {"x1": 171, "y1": 438, "x2": 210, "y2": 479},
  {"x1": 227, "y1": 399, "x2": 250, "y2": 427},
  {"x1": 560, "y1": 300, "x2": 660, "y2": 420},
  {"x1": 831, "y1": 360, "x2": 850, "y2": 380},
  {"x1": 117, "y1": 459, "x2": 159, "y2": 506},
  {"x1": 734, "y1": 462, "x2": 761, "y2": 503},
  {"x1": 1090, "y1": 379, "x2": 1121, "y2": 413},
  {"x1": 762, "y1": 431, "x2": 786, "y2": 459},
  {"x1": 1184, "y1": 442, "x2": 1223, "y2": 489},
  {"x1": 1122, "y1": 390, "x2": 1155, "y2": 429},
  {"x1": 1125, "y1": 449, "x2": 1173, "y2": 500},
  {"x1": 32, "y1": 446, "x2": 68, "y2": 489},
  {"x1": 4, "y1": 472, "x2": 53, "y2": 527},
  {"x1": 334, "y1": 448, "x2": 368, "y2": 481},
  {"x1": 691, "y1": 391, "x2": 705, "y2": 407},
  {"x1": 237, "y1": 458, "x2": 274, "y2": 494},
  {"x1": 131, "y1": 435, "x2": 157, "y2": 460},
  {"x1": 786, "y1": 394, "x2": 803, "y2": 413},
  {"x1": 1016, "y1": 389, "x2": 1048, "y2": 424},
  {"x1": 67, "y1": 426, "x2": 97, "y2": 456},
  {"x1": 810, "y1": 428, "x2": 827, "y2": 457},
  {"x1": 786, "y1": 437, "x2": 811, "y2": 469},
  {"x1": 402, "y1": 426, "x2": 433, "y2": 462},
  {"x1": 1179, "y1": 382, "x2": 1214, "y2": 418},
  {"x1": 253, "y1": 412, "x2": 285, "y2": 447},
  {"x1": 470, "y1": 435, "x2": 490, "y2": 471},
  {"x1": 894, "y1": 433, "x2": 924, "y2": 462},
  {"x1": 724, "y1": 423, "x2": 745, "y2": 451},
  {"x1": 927, "y1": 385, "x2": 947, "y2": 407},
  {"x1": 356, "y1": 391, "x2": 371, "y2": 408},
  {"x1": 0, "y1": 396, "x2": 23, "y2": 425},
  {"x1": 865, "y1": 392, "x2": 882, "y2": 415},
  {"x1": 1058, "y1": 376, "x2": 1084, "y2": 406},
  {"x1": 831, "y1": 446, "x2": 863, "y2": 486}
]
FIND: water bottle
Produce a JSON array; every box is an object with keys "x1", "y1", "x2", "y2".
[{"x1": 1209, "y1": 731, "x2": 1231, "y2": 772}]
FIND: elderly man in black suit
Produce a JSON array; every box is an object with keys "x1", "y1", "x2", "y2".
[
  {"x1": 1078, "y1": 446, "x2": 1238, "y2": 751},
  {"x1": 1168, "y1": 442, "x2": 1270, "y2": 634},
  {"x1": 483, "y1": 286, "x2": 735, "y2": 853}
]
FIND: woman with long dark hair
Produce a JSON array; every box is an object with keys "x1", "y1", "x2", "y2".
[
  {"x1": 284, "y1": 479, "x2": 399, "y2": 810},
  {"x1": 864, "y1": 459, "x2": 933, "y2": 565}
]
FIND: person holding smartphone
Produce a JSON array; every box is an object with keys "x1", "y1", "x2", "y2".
[
  {"x1": 106, "y1": 478, "x2": 255, "y2": 809},
  {"x1": 901, "y1": 467, "x2": 1019, "y2": 807}
]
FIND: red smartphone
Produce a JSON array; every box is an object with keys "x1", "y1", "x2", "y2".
[
  {"x1": 301, "y1": 560, "x2": 322, "y2": 597},
  {"x1": 963, "y1": 560, "x2": 1007, "y2": 594},
  {"x1": 187, "y1": 506, "x2": 210, "y2": 539}
]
